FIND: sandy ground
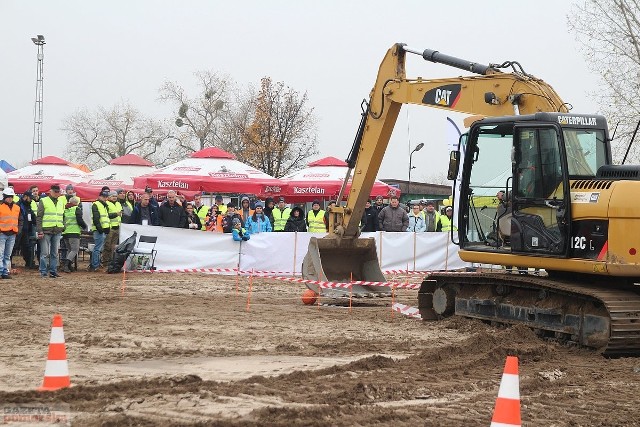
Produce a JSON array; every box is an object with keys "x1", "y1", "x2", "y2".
[{"x1": 1, "y1": 259, "x2": 639, "y2": 426}]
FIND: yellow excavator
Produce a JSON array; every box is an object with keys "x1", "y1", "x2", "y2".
[{"x1": 302, "y1": 43, "x2": 640, "y2": 355}]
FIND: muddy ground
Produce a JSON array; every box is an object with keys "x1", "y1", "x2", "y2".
[{"x1": 0, "y1": 260, "x2": 639, "y2": 426}]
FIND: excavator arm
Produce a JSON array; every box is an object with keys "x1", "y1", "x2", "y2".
[{"x1": 338, "y1": 43, "x2": 569, "y2": 238}]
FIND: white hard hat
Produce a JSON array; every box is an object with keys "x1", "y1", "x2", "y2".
[{"x1": 3, "y1": 187, "x2": 15, "y2": 197}]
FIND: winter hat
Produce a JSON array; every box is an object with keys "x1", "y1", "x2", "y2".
[
  {"x1": 22, "y1": 191, "x2": 32, "y2": 199},
  {"x1": 278, "y1": 196, "x2": 285, "y2": 202},
  {"x1": 65, "y1": 184, "x2": 74, "y2": 191},
  {"x1": 215, "y1": 195, "x2": 223, "y2": 201},
  {"x1": 99, "y1": 190, "x2": 109, "y2": 198},
  {"x1": 254, "y1": 201, "x2": 264, "y2": 208},
  {"x1": 109, "y1": 191, "x2": 118, "y2": 197},
  {"x1": 241, "y1": 196, "x2": 250, "y2": 203},
  {"x1": 375, "y1": 195, "x2": 384, "y2": 201},
  {"x1": 232, "y1": 218, "x2": 241, "y2": 226}
]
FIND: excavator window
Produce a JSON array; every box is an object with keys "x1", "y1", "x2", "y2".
[
  {"x1": 563, "y1": 129, "x2": 607, "y2": 177},
  {"x1": 514, "y1": 128, "x2": 563, "y2": 200},
  {"x1": 464, "y1": 125, "x2": 513, "y2": 246}
]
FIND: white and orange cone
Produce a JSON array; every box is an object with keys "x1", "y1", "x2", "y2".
[
  {"x1": 38, "y1": 314, "x2": 71, "y2": 391},
  {"x1": 490, "y1": 356, "x2": 521, "y2": 427}
]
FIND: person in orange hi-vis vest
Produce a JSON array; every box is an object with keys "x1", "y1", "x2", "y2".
[{"x1": 0, "y1": 188, "x2": 21, "y2": 279}]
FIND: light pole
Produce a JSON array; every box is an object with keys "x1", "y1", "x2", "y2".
[
  {"x1": 31, "y1": 34, "x2": 45, "y2": 161},
  {"x1": 408, "y1": 142, "x2": 424, "y2": 198}
]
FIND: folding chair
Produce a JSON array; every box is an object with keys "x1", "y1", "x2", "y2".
[{"x1": 129, "y1": 235, "x2": 158, "y2": 271}]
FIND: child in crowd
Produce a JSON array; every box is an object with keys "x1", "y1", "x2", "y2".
[{"x1": 231, "y1": 218, "x2": 250, "y2": 242}]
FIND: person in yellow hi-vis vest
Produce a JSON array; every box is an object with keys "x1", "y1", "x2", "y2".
[
  {"x1": 36, "y1": 184, "x2": 65, "y2": 278},
  {"x1": 306, "y1": 200, "x2": 326, "y2": 232},
  {"x1": 89, "y1": 190, "x2": 111, "y2": 272},
  {"x1": 437, "y1": 206, "x2": 458, "y2": 232},
  {"x1": 192, "y1": 192, "x2": 209, "y2": 230},
  {"x1": 272, "y1": 197, "x2": 291, "y2": 232},
  {"x1": 103, "y1": 191, "x2": 123, "y2": 268},
  {"x1": 61, "y1": 196, "x2": 87, "y2": 273}
]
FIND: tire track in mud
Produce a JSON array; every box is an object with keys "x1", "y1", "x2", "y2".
[{"x1": 1, "y1": 323, "x2": 639, "y2": 426}]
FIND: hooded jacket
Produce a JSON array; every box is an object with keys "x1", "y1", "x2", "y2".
[
  {"x1": 239, "y1": 196, "x2": 254, "y2": 220},
  {"x1": 284, "y1": 206, "x2": 307, "y2": 232},
  {"x1": 245, "y1": 212, "x2": 273, "y2": 233}
]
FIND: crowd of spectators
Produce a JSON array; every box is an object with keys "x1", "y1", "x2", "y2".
[{"x1": 0, "y1": 180, "x2": 456, "y2": 277}]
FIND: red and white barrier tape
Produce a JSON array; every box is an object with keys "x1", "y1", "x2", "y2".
[
  {"x1": 127, "y1": 268, "x2": 421, "y2": 290},
  {"x1": 266, "y1": 275, "x2": 421, "y2": 290},
  {"x1": 383, "y1": 270, "x2": 431, "y2": 275},
  {"x1": 132, "y1": 267, "x2": 432, "y2": 277},
  {"x1": 392, "y1": 302, "x2": 422, "y2": 319}
]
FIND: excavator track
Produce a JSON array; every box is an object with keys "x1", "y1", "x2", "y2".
[{"x1": 418, "y1": 272, "x2": 640, "y2": 356}]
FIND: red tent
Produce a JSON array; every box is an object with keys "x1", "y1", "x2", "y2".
[
  {"x1": 74, "y1": 154, "x2": 157, "y2": 200},
  {"x1": 133, "y1": 147, "x2": 285, "y2": 198},
  {"x1": 281, "y1": 156, "x2": 400, "y2": 202},
  {"x1": 7, "y1": 156, "x2": 89, "y2": 193}
]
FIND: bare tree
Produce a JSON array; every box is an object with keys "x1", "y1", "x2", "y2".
[
  {"x1": 568, "y1": 0, "x2": 640, "y2": 162},
  {"x1": 229, "y1": 77, "x2": 318, "y2": 178},
  {"x1": 158, "y1": 71, "x2": 234, "y2": 155},
  {"x1": 61, "y1": 102, "x2": 176, "y2": 169}
]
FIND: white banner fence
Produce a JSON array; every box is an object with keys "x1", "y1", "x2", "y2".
[{"x1": 119, "y1": 224, "x2": 470, "y2": 275}]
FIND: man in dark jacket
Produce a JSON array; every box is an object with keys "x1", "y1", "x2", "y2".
[
  {"x1": 284, "y1": 206, "x2": 307, "y2": 232},
  {"x1": 263, "y1": 197, "x2": 275, "y2": 227},
  {"x1": 377, "y1": 196, "x2": 409, "y2": 232},
  {"x1": 159, "y1": 190, "x2": 186, "y2": 228},
  {"x1": 130, "y1": 193, "x2": 160, "y2": 226},
  {"x1": 17, "y1": 191, "x2": 36, "y2": 268},
  {"x1": 361, "y1": 199, "x2": 378, "y2": 232}
]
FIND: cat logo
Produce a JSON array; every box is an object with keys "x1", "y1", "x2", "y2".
[{"x1": 422, "y1": 84, "x2": 462, "y2": 108}]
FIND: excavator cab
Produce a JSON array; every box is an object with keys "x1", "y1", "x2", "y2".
[{"x1": 453, "y1": 112, "x2": 610, "y2": 265}]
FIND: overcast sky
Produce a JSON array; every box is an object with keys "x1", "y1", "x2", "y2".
[{"x1": 1, "y1": 1, "x2": 600, "y2": 182}]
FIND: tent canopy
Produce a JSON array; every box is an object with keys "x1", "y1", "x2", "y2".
[
  {"x1": 133, "y1": 147, "x2": 284, "y2": 198},
  {"x1": 281, "y1": 156, "x2": 400, "y2": 202},
  {"x1": 74, "y1": 154, "x2": 158, "y2": 199},
  {"x1": 7, "y1": 156, "x2": 89, "y2": 193},
  {"x1": 109, "y1": 153, "x2": 155, "y2": 166}
]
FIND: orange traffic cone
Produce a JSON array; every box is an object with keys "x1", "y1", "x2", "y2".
[
  {"x1": 38, "y1": 314, "x2": 71, "y2": 391},
  {"x1": 490, "y1": 356, "x2": 521, "y2": 427}
]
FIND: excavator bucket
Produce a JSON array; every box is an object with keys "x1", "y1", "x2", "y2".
[{"x1": 302, "y1": 237, "x2": 390, "y2": 298}]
